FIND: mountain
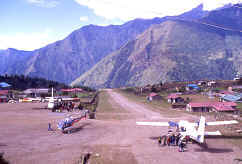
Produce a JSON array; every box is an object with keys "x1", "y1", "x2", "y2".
[
  {"x1": 0, "y1": 18, "x2": 167, "y2": 83},
  {"x1": 176, "y1": 4, "x2": 209, "y2": 20},
  {"x1": 71, "y1": 4, "x2": 242, "y2": 88},
  {"x1": 201, "y1": 3, "x2": 242, "y2": 31},
  {"x1": 0, "y1": 48, "x2": 33, "y2": 75},
  {"x1": 0, "y1": 4, "x2": 207, "y2": 84}
]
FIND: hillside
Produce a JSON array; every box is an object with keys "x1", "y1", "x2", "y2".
[
  {"x1": 201, "y1": 3, "x2": 242, "y2": 31},
  {"x1": 0, "y1": 4, "x2": 207, "y2": 84},
  {"x1": 71, "y1": 4, "x2": 242, "y2": 88},
  {"x1": 0, "y1": 48, "x2": 33, "y2": 75},
  {"x1": 0, "y1": 19, "x2": 166, "y2": 84}
]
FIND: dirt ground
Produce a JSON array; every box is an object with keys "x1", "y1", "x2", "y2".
[{"x1": 0, "y1": 89, "x2": 242, "y2": 164}]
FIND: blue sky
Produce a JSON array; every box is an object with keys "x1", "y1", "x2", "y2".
[{"x1": 1, "y1": 0, "x2": 241, "y2": 50}]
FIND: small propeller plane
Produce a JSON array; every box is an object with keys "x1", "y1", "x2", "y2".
[
  {"x1": 57, "y1": 110, "x2": 89, "y2": 133},
  {"x1": 136, "y1": 116, "x2": 238, "y2": 144}
]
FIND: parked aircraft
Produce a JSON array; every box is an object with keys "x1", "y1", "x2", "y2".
[
  {"x1": 136, "y1": 116, "x2": 238, "y2": 144},
  {"x1": 57, "y1": 110, "x2": 89, "y2": 133}
]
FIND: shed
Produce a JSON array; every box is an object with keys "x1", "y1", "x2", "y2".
[
  {"x1": 207, "y1": 81, "x2": 216, "y2": 87},
  {"x1": 186, "y1": 102, "x2": 211, "y2": 112},
  {"x1": 198, "y1": 81, "x2": 207, "y2": 86},
  {"x1": 23, "y1": 88, "x2": 49, "y2": 97},
  {"x1": 186, "y1": 84, "x2": 200, "y2": 91},
  {"x1": 61, "y1": 88, "x2": 83, "y2": 92},
  {"x1": 211, "y1": 104, "x2": 237, "y2": 112},
  {"x1": 0, "y1": 82, "x2": 11, "y2": 88},
  {"x1": 0, "y1": 90, "x2": 9, "y2": 95},
  {"x1": 221, "y1": 94, "x2": 242, "y2": 102},
  {"x1": 167, "y1": 93, "x2": 184, "y2": 104},
  {"x1": 0, "y1": 95, "x2": 8, "y2": 103},
  {"x1": 148, "y1": 92, "x2": 162, "y2": 101}
]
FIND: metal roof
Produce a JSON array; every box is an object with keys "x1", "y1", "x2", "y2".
[
  {"x1": 0, "y1": 82, "x2": 11, "y2": 88},
  {"x1": 222, "y1": 94, "x2": 241, "y2": 102}
]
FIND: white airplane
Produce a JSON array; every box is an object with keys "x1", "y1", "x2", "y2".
[{"x1": 136, "y1": 116, "x2": 238, "y2": 143}]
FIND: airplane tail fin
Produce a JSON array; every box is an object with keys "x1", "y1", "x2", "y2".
[{"x1": 197, "y1": 116, "x2": 206, "y2": 143}]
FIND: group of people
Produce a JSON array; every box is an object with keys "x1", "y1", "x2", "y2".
[
  {"x1": 158, "y1": 129, "x2": 188, "y2": 152},
  {"x1": 52, "y1": 100, "x2": 75, "y2": 112}
]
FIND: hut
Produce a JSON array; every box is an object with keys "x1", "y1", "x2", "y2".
[
  {"x1": 186, "y1": 84, "x2": 200, "y2": 91},
  {"x1": 148, "y1": 92, "x2": 162, "y2": 101},
  {"x1": 221, "y1": 93, "x2": 242, "y2": 102},
  {"x1": 0, "y1": 90, "x2": 9, "y2": 103},
  {"x1": 167, "y1": 93, "x2": 184, "y2": 104}
]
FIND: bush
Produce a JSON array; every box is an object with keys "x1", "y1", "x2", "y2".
[{"x1": 123, "y1": 87, "x2": 136, "y2": 93}]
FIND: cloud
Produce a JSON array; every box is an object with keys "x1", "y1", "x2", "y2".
[
  {"x1": 0, "y1": 29, "x2": 57, "y2": 51},
  {"x1": 74, "y1": 0, "x2": 242, "y2": 21},
  {"x1": 79, "y1": 16, "x2": 89, "y2": 22},
  {"x1": 27, "y1": 0, "x2": 60, "y2": 8}
]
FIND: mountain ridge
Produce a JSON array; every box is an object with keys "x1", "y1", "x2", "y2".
[
  {"x1": 71, "y1": 4, "x2": 242, "y2": 88},
  {"x1": 0, "y1": 4, "x2": 208, "y2": 84}
]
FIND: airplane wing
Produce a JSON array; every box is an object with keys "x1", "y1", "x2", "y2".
[
  {"x1": 206, "y1": 120, "x2": 238, "y2": 126},
  {"x1": 204, "y1": 131, "x2": 222, "y2": 136},
  {"x1": 136, "y1": 122, "x2": 169, "y2": 126}
]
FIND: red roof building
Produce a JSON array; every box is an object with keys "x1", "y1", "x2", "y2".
[
  {"x1": 0, "y1": 90, "x2": 8, "y2": 95},
  {"x1": 149, "y1": 92, "x2": 158, "y2": 97},
  {"x1": 167, "y1": 93, "x2": 184, "y2": 104},
  {"x1": 167, "y1": 93, "x2": 180, "y2": 99},
  {"x1": 61, "y1": 88, "x2": 83, "y2": 92},
  {"x1": 187, "y1": 102, "x2": 237, "y2": 112}
]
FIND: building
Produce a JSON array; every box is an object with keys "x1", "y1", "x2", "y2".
[
  {"x1": 0, "y1": 96, "x2": 8, "y2": 103},
  {"x1": 0, "y1": 82, "x2": 11, "y2": 88},
  {"x1": 186, "y1": 102, "x2": 237, "y2": 113},
  {"x1": 207, "y1": 81, "x2": 216, "y2": 87},
  {"x1": 186, "y1": 84, "x2": 200, "y2": 91},
  {"x1": 221, "y1": 93, "x2": 242, "y2": 102},
  {"x1": 147, "y1": 92, "x2": 162, "y2": 101},
  {"x1": 61, "y1": 88, "x2": 83, "y2": 92},
  {"x1": 23, "y1": 88, "x2": 49, "y2": 97},
  {"x1": 0, "y1": 90, "x2": 9, "y2": 103},
  {"x1": 198, "y1": 81, "x2": 207, "y2": 86},
  {"x1": 167, "y1": 93, "x2": 184, "y2": 104}
]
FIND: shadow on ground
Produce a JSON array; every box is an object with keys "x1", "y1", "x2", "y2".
[
  {"x1": 194, "y1": 147, "x2": 234, "y2": 153},
  {"x1": 63, "y1": 123, "x2": 91, "y2": 134}
]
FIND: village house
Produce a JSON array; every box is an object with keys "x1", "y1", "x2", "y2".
[
  {"x1": 23, "y1": 88, "x2": 49, "y2": 97},
  {"x1": 198, "y1": 81, "x2": 207, "y2": 86},
  {"x1": 0, "y1": 90, "x2": 9, "y2": 103},
  {"x1": 221, "y1": 93, "x2": 242, "y2": 102},
  {"x1": 0, "y1": 82, "x2": 11, "y2": 88},
  {"x1": 207, "y1": 81, "x2": 216, "y2": 87},
  {"x1": 167, "y1": 93, "x2": 184, "y2": 104},
  {"x1": 186, "y1": 102, "x2": 237, "y2": 113},
  {"x1": 186, "y1": 84, "x2": 200, "y2": 91},
  {"x1": 147, "y1": 92, "x2": 162, "y2": 101}
]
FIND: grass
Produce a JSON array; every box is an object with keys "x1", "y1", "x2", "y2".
[
  {"x1": 95, "y1": 91, "x2": 131, "y2": 120},
  {"x1": 115, "y1": 89, "x2": 187, "y2": 118},
  {"x1": 237, "y1": 103, "x2": 242, "y2": 117},
  {"x1": 77, "y1": 92, "x2": 96, "y2": 98}
]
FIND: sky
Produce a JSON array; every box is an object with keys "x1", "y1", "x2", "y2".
[{"x1": 0, "y1": 0, "x2": 241, "y2": 51}]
